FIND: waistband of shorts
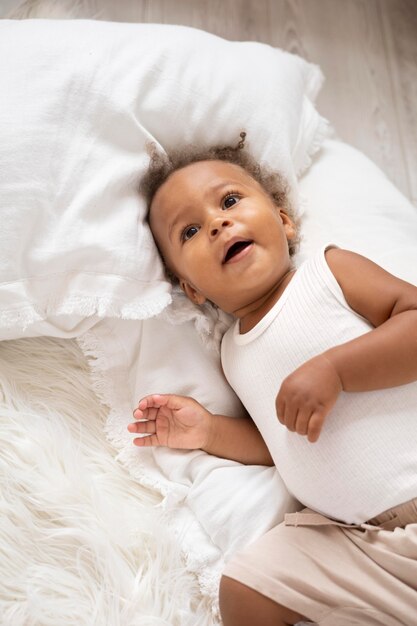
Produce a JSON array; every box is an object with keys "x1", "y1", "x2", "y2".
[{"x1": 284, "y1": 497, "x2": 417, "y2": 532}]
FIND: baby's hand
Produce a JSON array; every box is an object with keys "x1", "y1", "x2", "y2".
[
  {"x1": 127, "y1": 394, "x2": 213, "y2": 450},
  {"x1": 275, "y1": 354, "x2": 343, "y2": 443}
]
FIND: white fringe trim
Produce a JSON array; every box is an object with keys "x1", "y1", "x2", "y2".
[
  {"x1": 157, "y1": 286, "x2": 233, "y2": 354},
  {"x1": 294, "y1": 111, "x2": 334, "y2": 179},
  {"x1": 305, "y1": 63, "x2": 325, "y2": 102},
  {"x1": 0, "y1": 292, "x2": 172, "y2": 331}
]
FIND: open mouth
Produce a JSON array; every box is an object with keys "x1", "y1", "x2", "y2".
[{"x1": 223, "y1": 240, "x2": 253, "y2": 263}]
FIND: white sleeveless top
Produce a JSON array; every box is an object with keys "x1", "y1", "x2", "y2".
[{"x1": 221, "y1": 245, "x2": 417, "y2": 523}]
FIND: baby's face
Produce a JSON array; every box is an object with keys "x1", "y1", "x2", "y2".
[{"x1": 149, "y1": 160, "x2": 295, "y2": 319}]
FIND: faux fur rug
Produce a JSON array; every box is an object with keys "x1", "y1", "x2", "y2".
[{"x1": 0, "y1": 336, "x2": 214, "y2": 625}]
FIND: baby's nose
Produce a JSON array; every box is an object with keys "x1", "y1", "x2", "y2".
[{"x1": 210, "y1": 218, "x2": 232, "y2": 237}]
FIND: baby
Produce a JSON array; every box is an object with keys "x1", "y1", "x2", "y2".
[{"x1": 128, "y1": 138, "x2": 417, "y2": 626}]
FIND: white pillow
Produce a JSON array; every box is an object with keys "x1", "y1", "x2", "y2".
[
  {"x1": 297, "y1": 139, "x2": 417, "y2": 284},
  {"x1": 0, "y1": 18, "x2": 327, "y2": 340}
]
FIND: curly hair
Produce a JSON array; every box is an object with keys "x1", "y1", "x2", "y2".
[{"x1": 140, "y1": 133, "x2": 300, "y2": 281}]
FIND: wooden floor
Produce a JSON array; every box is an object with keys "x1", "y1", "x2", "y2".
[{"x1": 2, "y1": 0, "x2": 417, "y2": 206}]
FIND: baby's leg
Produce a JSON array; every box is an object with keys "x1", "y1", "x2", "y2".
[{"x1": 219, "y1": 575, "x2": 309, "y2": 626}]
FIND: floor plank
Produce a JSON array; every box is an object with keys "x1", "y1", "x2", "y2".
[
  {"x1": 267, "y1": 0, "x2": 410, "y2": 198},
  {"x1": 379, "y1": 0, "x2": 417, "y2": 205}
]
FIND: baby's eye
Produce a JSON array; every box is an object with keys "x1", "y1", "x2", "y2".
[
  {"x1": 182, "y1": 225, "x2": 200, "y2": 241},
  {"x1": 222, "y1": 193, "x2": 240, "y2": 210}
]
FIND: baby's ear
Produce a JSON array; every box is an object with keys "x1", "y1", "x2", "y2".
[
  {"x1": 180, "y1": 280, "x2": 207, "y2": 306},
  {"x1": 279, "y1": 209, "x2": 297, "y2": 240}
]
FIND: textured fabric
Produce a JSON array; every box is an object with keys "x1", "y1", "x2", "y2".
[
  {"x1": 223, "y1": 499, "x2": 417, "y2": 626},
  {"x1": 221, "y1": 245, "x2": 417, "y2": 523},
  {"x1": 296, "y1": 142, "x2": 417, "y2": 286},
  {"x1": 0, "y1": 18, "x2": 327, "y2": 340}
]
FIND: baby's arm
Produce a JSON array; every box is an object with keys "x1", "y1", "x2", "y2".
[
  {"x1": 128, "y1": 394, "x2": 274, "y2": 466},
  {"x1": 321, "y1": 248, "x2": 417, "y2": 389},
  {"x1": 277, "y1": 248, "x2": 417, "y2": 442}
]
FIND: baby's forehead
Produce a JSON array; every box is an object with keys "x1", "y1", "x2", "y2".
[
  {"x1": 156, "y1": 159, "x2": 258, "y2": 201},
  {"x1": 174, "y1": 159, "x2": 248, "y2": 178}
]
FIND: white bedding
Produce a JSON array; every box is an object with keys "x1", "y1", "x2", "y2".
[
  {"x1": 1, "y1": 10, "x2": 417, "y2": 626},
  {"x1": 0, "y1": 18, "x2": 327, "y2": 340},
  {"x1": 1, "y1": 136, "x2": 416, "y2": 625},
  {"x1": 73, "y1": 136, "x2": 417, "y2": 606}
]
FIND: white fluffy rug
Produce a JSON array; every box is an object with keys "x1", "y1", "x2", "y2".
[{"x1": 0, "y1": 336, "x2": 214, "y2": 625}]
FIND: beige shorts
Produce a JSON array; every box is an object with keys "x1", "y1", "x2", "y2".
[{"x1": 223, "y1": 498, "x2": 417, "y2": 626}]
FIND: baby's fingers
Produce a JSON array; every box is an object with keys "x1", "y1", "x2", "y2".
[
  {"x1": 133, "y1": 394, "x2": 167, "y2": 420},
  {"x1": 294, "y1": 408, "x2": 312, "y2": 436},
  {"x1": 127, "y1": 420, "x2": 156, "y2": 435},
  {"x1": 136, "y1": 394, "x2": 167, "y2": 411},
  {"x1": 135, "y1": 393, "x2": 183, "y2": 412},
  {"x1": 133, "y1": 406, "x2": 158, "y2": 421},
  {"x1": 128, "y1": 419, "x2": 160, "y2": 447},
  {"x1": 132, "y1": 434, "x2": 159, "y2": 447},
  {"x1": 307, "y1": 411, "x2": 325, "y2": 443}
]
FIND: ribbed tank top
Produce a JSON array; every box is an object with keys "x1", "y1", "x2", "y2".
[{"x1": 221, "y1": 245, "x2": 417, "y2": 523}]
